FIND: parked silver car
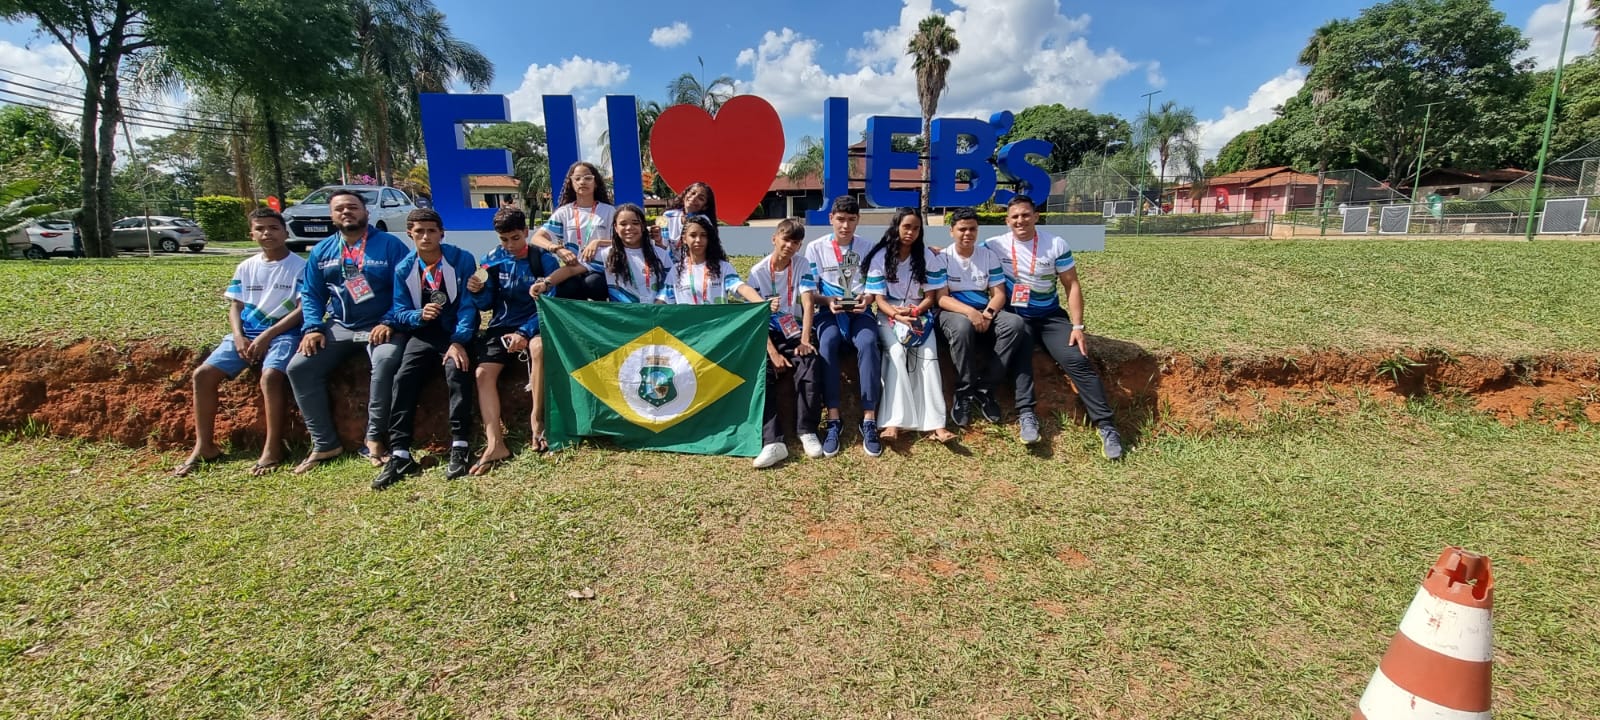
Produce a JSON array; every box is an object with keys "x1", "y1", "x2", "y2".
[
  {"x1": 111, "y1": 216, "x2": 208, "y2": 253},
  {"x1": 282, "y1": 185, "x2": 417, "y2": 252}
]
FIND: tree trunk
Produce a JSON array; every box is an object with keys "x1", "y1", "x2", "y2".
[
  {"x1": 231, "y1": 118, "x2": 255, "y2": 201},
  {"x1": 374, "y1": 85, "x2": 392, "y2": 186},
  {"x1": 920, "y1": 115, "x2": 932, "y2": 214},
  {"x1": 264, "y1": 106, "x2": 287, "y2": 201},
  {"x1": 77, "y1": 51, "x2": 106, "y2": 257},
  {"x1": 95, "y1": 63, "x2": 122, "y2": 258}
]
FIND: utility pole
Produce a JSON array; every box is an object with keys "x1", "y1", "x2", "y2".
[
  {"x1": 1135, "y1": 90, "x2": 1161, "y2": 236},
  {"x1": 1409, "y1": 101, "x2": 1445, "y2": 209},
  {"x1": 1526, "y1": 0, "x2": 1577, "y2": 240}
]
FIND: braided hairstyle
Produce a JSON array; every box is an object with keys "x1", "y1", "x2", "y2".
[{"x1": 605, "y1": 203, "x2": 667, "y2": 292}]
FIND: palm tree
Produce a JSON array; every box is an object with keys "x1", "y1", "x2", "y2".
[
  {"x1": 667, "y1": 57, "x2": 735, "y2": 112},
  {"x1": 1138, "y1": 100, "x2": 1201, "y2": 187},
  {"x1": 1299, "y1": 19, "x2": 1348, "y2": 213},
  {"x1": 351, "y1": 0, "x2": 493, "y2": 185},
  {"x1": 783, "y1": 136, "x2": 825, "y2": 183},
  {"x1": 908, "y1": 14, "x2": 959, "y2": 212}
]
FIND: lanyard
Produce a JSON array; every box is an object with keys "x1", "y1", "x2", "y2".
[
  {"x1": 1010, "y1": 234, "x2": 1039, "y2": 281},
  {"x1": 572, "y1": 204, "x2": 591, "y2": 249},
  {"x1": 635, "y1": 247, "x2": 652, "y2": 293},
  {"x1": 690, "y1": 262, "x2": 714, "y2": 305},
  {"x1": 421, "y1": 258, "x2": 443, "y2": 290},
  {"x1": 893, "y1": 256, "x2": 917, "y2": 308},
  {"x1": 341, "y1": 228, "x2": 369, "y2": 270}
]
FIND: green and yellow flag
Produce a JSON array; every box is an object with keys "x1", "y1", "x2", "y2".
[{"x1": 539, "y1": 296, "x2": 768, "y2": 456}]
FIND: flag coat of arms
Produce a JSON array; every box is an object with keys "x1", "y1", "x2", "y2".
[{"x1": 539, "y1": 296, "x2": 768, "y2": 456}]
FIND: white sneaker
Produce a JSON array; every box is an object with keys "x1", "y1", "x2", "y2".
[
  {"x1": 753, "y1": 442, "x2": 789, "y2": 469},
  {"x1": 798, "y1": 433, "x2": 824, "y2": 459}
]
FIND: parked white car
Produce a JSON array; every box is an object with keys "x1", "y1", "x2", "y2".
[
  {"x1": 7, "y1": 219, "x2": 78, "y2": 259},
  {"x1": 281, "y1": 185, "x2": 417, "y2": 252}
]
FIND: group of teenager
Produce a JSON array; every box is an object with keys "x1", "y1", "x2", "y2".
[{"x1": 173, "y1": 161, "x2": 1124, "y2": 489}]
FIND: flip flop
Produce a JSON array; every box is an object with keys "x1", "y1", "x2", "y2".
[
  {"x1": 291, "y1": 450, "x2": 342, "y2": 475},
  {"x1": 171, "y1": 453, "x2": 222, "y2": 478},
  {"x1": 929, "y1": 429, "x2": 959, "y2": 444},
  {"x1": 249, "y1": 459, "x2": 284, "y2": 477},
  {"x1": 468, "y1": 452, "x2": 511, "y2": 476},
  {"x1": 531, "y1": 432, "x2": 549, "y2": 454}
]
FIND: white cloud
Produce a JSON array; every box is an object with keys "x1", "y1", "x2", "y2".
[
  {"x1": 1145, "y1": 61, "x2": 1166, "y2": 89},
  {"x1": 0, "y1": 41, "x2": 183, "y2": 148},
  {"x1": 1523, "y1": 1, "x2": 1598, "y2": 70},
  {"x1": 505, "y1": 56, "x2": 630, "y2": 162},
  {"x1": 735, "y1": 0, "x2": 1139, "y2": 144},
  {"x1": 1195, "y1": 68, "x2": 1306, "y2": 160},
  {"x1": 650, "y1": 22, "x2": 692, "y2": 48}
]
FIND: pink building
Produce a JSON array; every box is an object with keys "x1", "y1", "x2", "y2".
[{"x1": 1173, "y1": 166, "x2": 1341, "y2": 213}]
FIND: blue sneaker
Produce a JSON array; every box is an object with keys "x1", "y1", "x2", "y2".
[
  {"x1": 1098, "y1": 424, "x2": 1124, "y2": 461},
  {"x1": 821, "y1": 420, "x2": 842, "y2": 458},
  {"x1": 860, "y1": 420, "x2": 882, "y2": 457}
]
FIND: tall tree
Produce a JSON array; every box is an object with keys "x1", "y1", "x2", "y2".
[
  {"x1": 0, "y1": 0, "x2": 175, "y2": 256},
  {"x1": 1000, "y1": 104, "x2": 1129, "y2": 172},
  {"x1": 351, "y1": 0, "x2": 492, "y2": 185},
  {"x1": 908, "y1": 13, "x2": 959, "y2": 212},
  {"x1": 1294, "y1": 19, "x2": 1350, "y2": 211},
  {"x1": 1138, "y1": 100, "x2": 1201, "y2": 185},
  {"x1": 1294, "y1": 0, "x2": 1528, "y2": 184},
  {"x1": 0, "y1": 105, "x2": 79, "y2": 208},
  {"x1": 667, "y1": 56, "x2": 735, "y2": 113}
]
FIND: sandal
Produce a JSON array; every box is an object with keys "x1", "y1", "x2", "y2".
[
  {"x1": 357, "y1": 445, "x2": 387, "y2": 467},
  {"x1": 249, "y1": 459, "x2": 284, "y2": 477},
  {"x1": 531, "y1": 432, "x2": 550, "y2": 453},
  {"x1": 929, "y1": 429, "x2": 959, "y2": 444},
  {"x1": 469, "y1": 450, "x2": 512, "y2": 476},
  {"x1": 171, "y1": 452, "x2": 222, "y2": 478},
  {"x1": 291, "y1": 449, "x2": 343, "y2": 475}
]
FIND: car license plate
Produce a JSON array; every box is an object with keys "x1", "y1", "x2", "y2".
[{"x1": 305, "y1": 224, "x2": 328, "y2": 234}]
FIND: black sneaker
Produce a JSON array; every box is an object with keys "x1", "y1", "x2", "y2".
[
  {"x1": 950, "y1": 395, "x2": 972, "y2": 427},
  {"x1": 976, "y1": 392, "x2": 1003, "y2": 423},
  {"x1": 445, "y1": 446, "x2": 471, "y2": 480},
  {"x1": 372, "y1": 455, "x2": 418, "y2": 490}
]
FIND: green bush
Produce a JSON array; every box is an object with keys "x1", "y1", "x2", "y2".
[
  {"x1": 1109, "y1": 212, "x2": 1258, "y2": 234},
  {"x1": 950, "y1": 211, "x2": 1104, "y2": 226},
  {"x1": 193, "y1": 196, "x2": 252, "y2": 243}
]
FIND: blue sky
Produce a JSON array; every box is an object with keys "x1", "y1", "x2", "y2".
[{"x1": 1, "y1": 0, "x2": 1594, "y2": 163}]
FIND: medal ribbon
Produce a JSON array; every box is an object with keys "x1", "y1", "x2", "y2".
[
  {"x1": 690, "y1": 262, "x2": 714, "y2": 305},
  {"x1": 830, "y1": 236, "x2": 853, "y2": 296},
  {"x1": 341, "y1": 227, "x2": 370, "y2": 272},
  {"x1": 1010, "y1": 234, "x2": 1039, "y2": 297}
]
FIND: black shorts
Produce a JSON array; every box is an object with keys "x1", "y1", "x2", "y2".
[{"x1": 475, "y1": 327, "x2": 533, "y2": 365}]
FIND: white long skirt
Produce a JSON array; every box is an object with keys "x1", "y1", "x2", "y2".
[{"x1": 877, "y1": 314, "x2": 947, "y2": 432}]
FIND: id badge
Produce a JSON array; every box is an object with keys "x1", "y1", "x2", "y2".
[
  {"x1": 344, "y1": 274, "x2": 376, "y2": 304},
  {"x1": 352, "y1": 330, "x2": 371, "y2": 344},
  {"x1": 1010, "y1": 283, "x2": 1032, "y2": 307},
  {"x1": 776, "y1": 312, "x2": 802, "y2": 340}
]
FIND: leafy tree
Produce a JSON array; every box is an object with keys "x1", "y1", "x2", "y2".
[
  {"x1": 1205, "y1": 126, "x2": 1295, "y2": 176},
  {"x1": 1138, "y1": 100, "x2": 1201, "y2": 185},
  {"x1": 1293, "y1": 0, "x2": 1529, "y2": 184},
  {"x1": 1000, "y1": 104, "x2": 1130, "y2": 173},
  {"x1": 0, "y1": 105, "x2": 79, "y2": 207},
  {"x1": 1550, "y1": 55, "x2": 1600, "y2": 159},
  {"x1": 350, "y1": 0, "x2": 493, "y2": 185},
  {"x1": 782, "y1": 135, "x2": 824, "y2": 183},
  {"x1": 908, "y1": 13, "x2": 959, "y2": 211},
  {"x1": 467, "y1": 121, "x2": 550, "y2": 213},
  {"x1": 667, "y1": 57, "x2": 735, "y2": 113}
]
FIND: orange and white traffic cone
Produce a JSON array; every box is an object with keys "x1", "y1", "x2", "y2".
[{"x1": 1353, "y1": 547, "x2": 1494, "y2": 720}]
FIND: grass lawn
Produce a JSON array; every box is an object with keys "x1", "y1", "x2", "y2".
[
  {"x1": 3, "y1": 237, "x2": 1597, "y2": 355},
  {"x1": 2, "y1": 401, "x2": 1596, "y2": 717}
]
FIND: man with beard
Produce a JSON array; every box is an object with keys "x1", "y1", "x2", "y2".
[{"x1": 287, "y1": 189, "x2": 411, "y2": 474}]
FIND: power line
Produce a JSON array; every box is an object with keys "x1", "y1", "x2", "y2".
[
  {"x1": 0, "y1": 68, "x2": 322, "y2": 138},
  {"x1": 0, "y1": 89, "x2": 261, "y2": 139},
  {"x1": 0, "y1": 78, "x2": 250, "y2": 135}
]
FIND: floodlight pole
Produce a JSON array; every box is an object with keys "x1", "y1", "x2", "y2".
[
  {"x1": 1526, "y1": 0, "x2": 1577, "y2": 240},
  {"x1": 1410, "y1": 101, "x2": 1444, "y2": 209},
  {"x1": 1135, "y1": 90, "x2": 1161, "y2": 236}
]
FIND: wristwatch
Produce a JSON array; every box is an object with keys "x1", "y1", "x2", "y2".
[{"x1": 1072, "y1": 323, "x2": 1086, "y2": 331}]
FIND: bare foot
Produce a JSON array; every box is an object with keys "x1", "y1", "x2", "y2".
[
  {"x1": 879, "y1": 427, "x2": 899, "y2": 441},
  {"x1": 928, "y1": 429, "x2": 958, "y2": 444}
]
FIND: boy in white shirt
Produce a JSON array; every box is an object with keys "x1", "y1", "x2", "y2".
[
  {"x1": 173, "y1": 208, "x2": 305, "y2": 477},
  {"x1": 745, "y1": 218, "x2": 824, "y2": 467}
]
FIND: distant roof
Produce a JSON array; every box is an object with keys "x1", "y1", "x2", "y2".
[
  {"x1": 1414, "y1": 168, "x2": 1529, "y2": 186},
  {"x1": 469, "y1": 175, "x2": 520, "y2": 189},
  {"x1": 769, "y1": 166, "x2": 965, "y2": 193},
  {"x1": 1170, "y1": 166, "x2": 1344, "y2": 192}
]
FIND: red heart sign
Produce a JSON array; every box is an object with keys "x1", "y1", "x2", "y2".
[{"x1": 650, "y1": 95, "x2": 785, "y2": 227}]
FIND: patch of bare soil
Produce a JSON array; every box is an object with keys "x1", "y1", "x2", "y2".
[{"x1": 1, "y1": 341, "x2": 1595, "y2": 449}]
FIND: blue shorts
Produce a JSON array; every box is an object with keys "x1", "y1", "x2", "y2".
[{"x1": 203, "y1": 333, "x2": 299, "y2": 377}]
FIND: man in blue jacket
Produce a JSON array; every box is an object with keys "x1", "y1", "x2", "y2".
[
  {"x1": 371, "y1": 208, "x2": 479, "y2": 489},
  {"x1": 288, "y1": 189, "x2": 410, "y2": 475}
]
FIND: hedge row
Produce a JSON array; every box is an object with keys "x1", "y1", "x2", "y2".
[
  {"x1": 1107, "y1": 212, "x2": 1258, "y2": 234},
  {"x1": 191, "y1": 196, "x2": 300, "y2": 243},
  {"x1": 955, "y1": 211, "x2": 1105, "y2": 226}
]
